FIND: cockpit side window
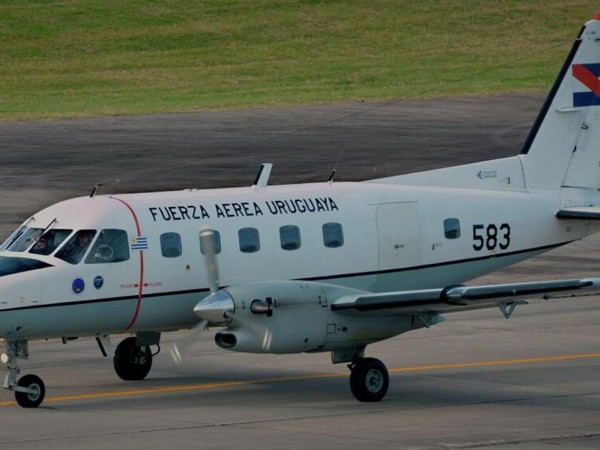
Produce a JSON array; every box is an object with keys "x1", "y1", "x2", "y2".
[
  {"x1": 7, "y1": 227, "x2": 43, "y2": 252},
  {"x1": 29, "y1": 229, "x2": 72, "y2": 256},
  {"x1": 55, "y1": 230, "x2": 97, "y2": 265},
  {"x1": 86, "y1": 229, "x2": 130, "y2": 264}
]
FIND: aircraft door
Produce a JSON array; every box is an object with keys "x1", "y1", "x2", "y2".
[{"x1": 376, "y1": 202, "x2": 421, "y2": 272}]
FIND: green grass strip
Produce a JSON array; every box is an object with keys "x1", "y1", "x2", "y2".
[{"x1": 0, "y1": 0, "x2": 597, "y2": 120}]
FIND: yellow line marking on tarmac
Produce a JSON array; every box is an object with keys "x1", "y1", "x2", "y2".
[{"x1": 1, "y1": 352, "x2": 599, "y2": 406}]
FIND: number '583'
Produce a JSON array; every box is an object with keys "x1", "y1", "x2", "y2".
[{"x1": 472, "y1": 224, "x2": 510, "y2": 251}]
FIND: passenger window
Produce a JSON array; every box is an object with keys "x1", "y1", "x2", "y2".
[
  {"x1": 280, "y1": 225, "x2": 301, "y2": 250},
  {"x1": 200, "y1": 230, "x2": 221, "y2": 255},
  {"x1": 55, "y1": 230, "x2": 97, "y2": 264},
  {"x1": 322, "y1": 223, "x2": 344, "y2": 248},
  {"x1": 30, "y1": 229, "x2": 72, "y2": 256},
  {"x1": 239, "y1": 228, "x2": 260, "y2": 253},
  {"x1": 444, "y1": 218, "x2": 461, "y2": 239},
  {"x1": 160, "y1": 232, "x2": 182, "y2": 258},
  {"x1": 86, "y1": 229, "x2": 130, "y2": 264}
]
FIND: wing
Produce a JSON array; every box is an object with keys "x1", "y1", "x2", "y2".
[
  {"x1": 557, "y1": 206, "x2": 600, "y2": 220},
  {"x1": 331, "y1": 278, "x2": 600, "y2": 317}
]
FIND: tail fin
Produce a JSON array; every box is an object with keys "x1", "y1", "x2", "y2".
[{"x1": 522, "y1": 17, "x2": 600, "y2": 190}]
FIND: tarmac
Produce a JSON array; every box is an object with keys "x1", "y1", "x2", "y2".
[{"x1": 0, "y1": 95, "x2": 598, "y2": 449}]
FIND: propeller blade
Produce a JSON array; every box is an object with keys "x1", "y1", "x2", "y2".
[
  {"x1": 227, "y1": 312, "x2": 273, "y2": 352},
  {"x1": 199, "y1": 227, "x2": 219, "y2": 294},
  {"x1": 170, "y1": 319, "x2": 208, "y2": 363}
]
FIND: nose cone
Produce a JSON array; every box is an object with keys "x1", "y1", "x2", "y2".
[{"x1": 194, "y1": 290, "x2": 234, "y2": 325}]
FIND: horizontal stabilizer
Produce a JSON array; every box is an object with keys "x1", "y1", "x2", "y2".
[
  {"x1": 331, "y1": 278, "x2": 600, "y2": 316},
  {"x1": 556, "y1": 206, "x2": 600, "y2": 220}
]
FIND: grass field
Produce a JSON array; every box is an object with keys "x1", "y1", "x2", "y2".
[{"x1": 0, "y1": 0, "x2": 597, "y2": 120}]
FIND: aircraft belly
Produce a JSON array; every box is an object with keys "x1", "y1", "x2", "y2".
[
  {"x1": 0, "y1": 292, "x2": 200, "y2": 340},
  {"x1": 127, "y1": 292, "x2": 201, "y2": 331}
]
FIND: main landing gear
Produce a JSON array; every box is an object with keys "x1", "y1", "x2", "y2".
[
  {"x1": 2, "y1": 340, "x2": 45, "y2": 408},
  {"x1": 348, "y1": 357, "x2": 389, "y2": 402},
  {"x1": 113, "y1": 336, "x2": 155, "y2": 381}
]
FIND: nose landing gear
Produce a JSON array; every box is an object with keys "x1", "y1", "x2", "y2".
[{"x1": 2, "y1": 340, "x2": 46, "y2": 408}]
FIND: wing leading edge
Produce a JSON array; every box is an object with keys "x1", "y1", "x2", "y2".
[{"x1": 331, "y1": 278, "x2": 600, "y2": 316}]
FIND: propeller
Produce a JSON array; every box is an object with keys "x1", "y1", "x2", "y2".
[
  {"x1": 200, "y1": 227, "x2": 219, "y2": 294},
  {"x1": 170, "y1": 319, "x2": 208, "y2": 363},
  {"x1": 171, "y1": 227, "x2": 275, "y2": 360},
  {"x1": 170, "y1": 227, "x2": 228, "y2": 363}
]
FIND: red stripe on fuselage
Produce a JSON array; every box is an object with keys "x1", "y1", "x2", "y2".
[{"x1": 111, "y1": 196, "x2": 144, "y2": 331}]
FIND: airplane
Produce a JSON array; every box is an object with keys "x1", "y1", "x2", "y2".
[{"x1": 3, "y1": 17, "x2": 600, "y2": 409}]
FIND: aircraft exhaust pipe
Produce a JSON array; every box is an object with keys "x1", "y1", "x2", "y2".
[{"x1": 215, "y1": 331, "x2": 237, "y2": 349}]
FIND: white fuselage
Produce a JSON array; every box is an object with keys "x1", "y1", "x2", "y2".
[{"x1": 0, "y1": 180, "x2": 597, "y2": 340}]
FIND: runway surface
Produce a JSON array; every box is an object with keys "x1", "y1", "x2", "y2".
[{"x1": 0, "y1": 95, "x2": 599, "y2": 449}]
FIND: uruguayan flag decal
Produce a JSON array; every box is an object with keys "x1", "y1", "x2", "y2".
[{"x1": 130, "y1": 236, "x2": 148, "y2": 251}]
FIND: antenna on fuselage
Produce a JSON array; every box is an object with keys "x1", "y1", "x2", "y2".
[
  {"x1": 328, "y1": 148, "x2": 345, "y2": 182},
  {"x1": 252, "y1": 163, "x2": 273, "y2": 188},
  {"x1": 90, "y1": 183, "x2": 103, "y2": 198}
]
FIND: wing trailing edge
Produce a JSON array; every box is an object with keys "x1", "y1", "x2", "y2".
[{"x1": 331, "y1": 278, "x2": 600, "y2": 316}]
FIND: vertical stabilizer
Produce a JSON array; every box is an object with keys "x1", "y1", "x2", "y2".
[{"x1": 521, "y1": 17, "x2": 600, "y2": 190}]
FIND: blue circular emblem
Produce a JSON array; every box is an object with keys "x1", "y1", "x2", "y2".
[
  {"x1": 94, "y1": 276, "x2": 104, "y2": 289},
  {"x1": 72, "y1": 278, "x2": 85, "y2": 294}
]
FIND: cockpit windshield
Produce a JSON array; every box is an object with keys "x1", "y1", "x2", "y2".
[
  {"x1": 6, "y1": 227, "x2": 43, "y2": 252},
  {"x1": 1, "y1": 225, "x2": 131, "y2": 266},
  {"x1": 29, "y1": 229, "x2": 73, "y2": 256},
  {"x1": 55, "y1": 230, "x2": 97, "y2": 265},
  {"x1": 0, "y1": 221, "x2": 34, "y2": 252}
]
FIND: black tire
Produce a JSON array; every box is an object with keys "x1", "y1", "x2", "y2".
[
  {"x1": 15, "y1": 374, "x2": 45, "y2": 408},
  {"x1": 114, "y1": 337, "x2": 153, "y2": 381},
  {"x1": 349, "y1": 357, "x2": 389, "y2": 402}
]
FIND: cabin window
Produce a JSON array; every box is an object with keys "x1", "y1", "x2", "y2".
[
  {"x1": 29, "y1": 229, "x2": 72, "y2": 256},
  {"x1": 55, "y1": 230, "x2": 97, "y2": 264},
  {"x1": 322, "y1": 222, "x2": 344, "y2": 248},
  {"x1": 239, "y1": 227, "x2": 260, "y2": 253},
  {"x1": 200, "y1": 230, "x2": 221, "y2": 255},
  {"x1": 280, "y1": 225, "x2": 301, "y2": 250},
  {"x1": 444, "y1": 218, "x2": 461, "y2": 239},
  {"x1": 86, "y1": 229, "x2": 130, "y2": 264},
  {"x1": 160, "y1": 232, "x2": 182, "y2": 258}
]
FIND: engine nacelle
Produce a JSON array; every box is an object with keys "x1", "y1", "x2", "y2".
[
  {"x1": 208, "y1": 280, "x2": 430, "y2": 354},
  {"x1": 214, "y1": 280, "x2": 333, "y2": 353}
]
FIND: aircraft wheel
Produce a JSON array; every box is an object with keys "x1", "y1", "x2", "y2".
[
  {"x1": 114, "y1": 337, "x2": 153, "y2": 381},
  {"x1": 15, "y1": 374, "x2": 45, "y2": 408},
  {"x1": 349, "y1": 357, "x2": 389, "y2": 402}
]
